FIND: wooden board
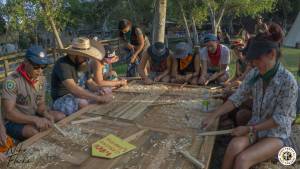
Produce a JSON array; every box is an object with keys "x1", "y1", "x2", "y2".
[{"x1": 1, "y1": 83, "x2": 222, "y2": 169}]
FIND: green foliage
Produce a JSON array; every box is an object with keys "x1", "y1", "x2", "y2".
[{"x1": 2, "y1": 0, "x2": 70, "y2": 33}]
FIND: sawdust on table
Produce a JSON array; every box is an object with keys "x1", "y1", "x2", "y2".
[{"x1": 8, "y1": 140, "x2": 63, "y2": 169}]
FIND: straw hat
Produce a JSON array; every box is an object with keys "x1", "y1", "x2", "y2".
[{"x1": 59, "y1": 37, "x2": 105, "y2": 61}]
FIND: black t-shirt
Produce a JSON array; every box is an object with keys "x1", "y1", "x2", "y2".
[{"x1": 51, "y1": 56, "x2": 78, "y2": 100}]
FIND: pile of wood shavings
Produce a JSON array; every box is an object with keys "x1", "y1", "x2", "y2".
[
  {"x1": 51, "y1": 125, "x2": 92, "y2": 145},
  {"x1": 122, "y1": 84, "x2": 169, "y2": 92},
  {"x1": 8, "y1": 140, "x2": 63, "y2": 169}
]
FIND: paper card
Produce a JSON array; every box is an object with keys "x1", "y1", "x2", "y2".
[{"x1": 91, "y1": 134, "x2": 136, "y2": 159}]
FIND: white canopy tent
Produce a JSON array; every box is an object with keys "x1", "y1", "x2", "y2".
[{"x1": 284, "y1": 12, "x2": 300, "y2": 47}]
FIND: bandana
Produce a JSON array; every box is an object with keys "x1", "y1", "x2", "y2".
[
  {"x1": 179, "y1": 55, "x2": 193, "y2": 70},
  {"x1": 208, "y1": 44, "x2": 221, "y2": 66},
  {"x1": 248, "y1": 61, "x2": 280, "y2": 86},
  {"x1": 16, "y1": 63, "x2": 37, "y2": 88}
]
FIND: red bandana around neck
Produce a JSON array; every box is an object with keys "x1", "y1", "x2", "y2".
[
  {"x1": 208, "y1": 44, "x2": 221, "y2": 66},
  {"x1": 16, "y1": 63, "x2": 37, "y2": 88}
]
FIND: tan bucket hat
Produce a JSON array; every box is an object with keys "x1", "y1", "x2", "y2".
[{"x1": 59, "y1": 37, "x2": 105, "y2": 61}]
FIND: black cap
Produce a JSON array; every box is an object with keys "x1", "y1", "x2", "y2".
[{"x1": 246, "y1": 39, "x2": 278, "y2": 60}]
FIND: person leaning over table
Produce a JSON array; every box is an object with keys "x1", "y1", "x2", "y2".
[
  {"x1": 223, "y1": 39, "x2": 252, "y2": 91},
  {"x1": 201, "y1": 23, "x2": 297, "y2": 169},
  {"x1": 118, "y1": 19, "x2": 150, "y2": 77},
  {"x1": 51, "y1": 37, "x2": 113, "y2": 116},
  {"x1": 138, "y1": 42, "x2": 173, "y2": 85},
  {"x1": 170, "y1": 42, "x2": 200, "y2": 85},
  {"x1": 198, "y1": 34, "x2": 230, "y2": 85},
  {"x1": 1, "y1": 46, "x2": 65, "y2": 141},
  {"x1": 90, "y1": 41, "x2": 127, "y2": 88}
]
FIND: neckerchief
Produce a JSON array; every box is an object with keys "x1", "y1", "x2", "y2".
[
  {"x1": 208, "y1": 44, "x2": 221, "y2": 66},
  {"x1": 180, "y1": 55, "x2": 193, "y2": 70},
  {"x1": 16, "y1": 63, "x2": 37, "y2": 88},
  {"x1": 248, "y1": 61, "x2": 280, "y2": 86}
]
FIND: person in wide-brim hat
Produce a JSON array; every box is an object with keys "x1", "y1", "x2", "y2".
[
  {"x1": 59, "y1": 37, "x2": 105, "y2": 61},
  {"x1": 51, "y1": 37, "x2": 113, "y2": 116},
  {"x1": 138, "y1": 42, "x2": 173, "y2": 85},
  {"x1": 89, "y1": 40, "x2": 127, "y2": 88}
]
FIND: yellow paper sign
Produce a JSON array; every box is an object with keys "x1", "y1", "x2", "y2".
[{"x1": 91, "y1": 134, "x2": 136, "y2": 159}]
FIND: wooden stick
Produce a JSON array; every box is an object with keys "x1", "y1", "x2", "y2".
[
  {"x1": 124, "y1": 129, "x2": 149, "y2": 142},
  {"x1": 148, "y1": 102, "x2": 176, "y2": 107},
  {"x1": 71, "y1": 116, "x2": 103, "y2": 125},
  {"x1": 198, "y1": 129, "x2": 233, "y2": 136},
  {"x1": 53, "y1": 124, "x2": 68, "y2": 137},
  {"x1": 179, "y1": 150, "x2": 205, "y2": 169}
]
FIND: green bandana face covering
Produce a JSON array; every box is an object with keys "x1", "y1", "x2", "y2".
[{"x1": 248, "y1": 61, "x2": 280, "y2": 86}]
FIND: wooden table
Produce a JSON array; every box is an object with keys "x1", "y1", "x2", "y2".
[{"x1": 1, "y1": 83, "x2": 222, "y2": 169}]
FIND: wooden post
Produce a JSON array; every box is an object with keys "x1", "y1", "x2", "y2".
[
  {"x1": 153, "y1": 0, "x2": 167, "y2": 43},
  {"x1": 4, "y1": 60, "x2": 9, "y2": 77}
]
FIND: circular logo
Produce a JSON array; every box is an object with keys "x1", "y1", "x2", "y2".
[
  {"x1": 278, "y1": 147, "x2": 297, "y2": 166},
  {"x1": 5, "y1": 80, "x2": 16, "y2": 91}
]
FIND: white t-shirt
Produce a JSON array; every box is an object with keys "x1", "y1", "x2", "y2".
[{"x1": 199, "y1": 44, "x2": 230, "y2": 72}]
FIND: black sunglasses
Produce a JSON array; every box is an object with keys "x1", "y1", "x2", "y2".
[{"x1": 28, "y1": 60, "x2": 47, "y2": 70}]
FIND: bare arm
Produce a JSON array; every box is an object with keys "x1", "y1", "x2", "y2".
[
  {"x1": 200, "y1": 60, "x2": 207, "y2": 79},
  {"x1": 208, "y1": 64, "x2": 227, "y2": 82},
  {"x1": 62, "y1": 79, "x2": 99, "y2": 101},
  {"x1": 138, "y1": 53, "x2": 150, "y2": 79},
  {"x1": 93, "y1": 61, "x2": 124, "y2": 87},
  {"x1": 156, "y1": 56, "x2": 172, "y2": 80},
  {"x1": 193, "y1": 55, "x2": 201, "y2": 77},
  {"x1": 255, "y1": 118, "x2": 278, "y2": 132},
  {"x1": 3, "y1": 99, "x2": 37, "y2": 125}
]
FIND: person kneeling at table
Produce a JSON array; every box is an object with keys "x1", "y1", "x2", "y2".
[
  {"x1": 171, "y1": 42, "x2": 200, "y2": 85},
  {"x1": 1, "y1": 46, "x2": 65, "y2": 141},
  {"x1": 91, "y1": 41, "x2": 127, "y2": 88},
  {"x1": 202, "y1": 23, "x2": 297, "y2": 169},
  {"x1": 224, "y1": 39, "x2": 252, "y2": 92},
  {"x1": 51, "y1": 37, "x2": 113, "y2": 116},
  {"x1": 138, "y1": 42, "x2": 173, "y2": 85},
  {"x1": 199, "y1": 34, "x2": 230, "y2": 85}
]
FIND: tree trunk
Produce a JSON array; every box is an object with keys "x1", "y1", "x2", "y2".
[
  {"x1": 40, "y1": 2, "x2": 64, "y2": 49},
  {"x1": 49, "y1": 16, "x2": 64, "y2": 49},
  {"x1": 191, "y1": 17, "x2": 199, "y2": 45},
  {"x1": 153, "y1": 0, "x2": 167, "y2": 43},
  {"x1": 178, "y1": 0, "x2": 192, "y2": 45}
]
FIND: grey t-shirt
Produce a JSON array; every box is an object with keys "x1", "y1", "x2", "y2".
[{"x1": 199, "y1": 44, "x2": 230, "y2": 72}]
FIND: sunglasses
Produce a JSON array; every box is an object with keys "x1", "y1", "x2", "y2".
[{"x1": 29, "y1": 60, "x2": 47, "y2": 70}]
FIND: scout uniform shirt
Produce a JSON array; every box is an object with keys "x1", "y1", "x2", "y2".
[{"x1": 1, "y1": 71, "x2": 46, "y2": 117}]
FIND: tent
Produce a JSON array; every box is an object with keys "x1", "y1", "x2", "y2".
[{"x1": 284, "y1": 12, "x2": 300, "y2": 47}]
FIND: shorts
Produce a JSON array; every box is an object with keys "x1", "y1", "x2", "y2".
[
  {"x1": 5, "y1": 122, "x2": 26, "y2": 141},
  {"x1": 52, "y1": 94, "x2": 80, "y2": 116}
]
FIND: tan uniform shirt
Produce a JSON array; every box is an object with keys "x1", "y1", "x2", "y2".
[{"x1": 1, "y1": 71, "x2": 46, "y2": 117}]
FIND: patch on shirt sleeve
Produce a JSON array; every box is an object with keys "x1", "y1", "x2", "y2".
[{"x1": 5, "y1": 80, "x2": 17, "y2": 92}]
